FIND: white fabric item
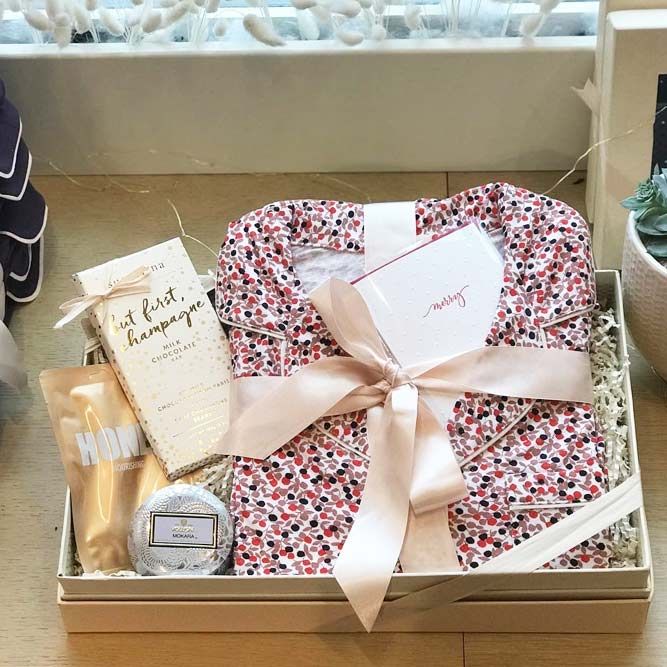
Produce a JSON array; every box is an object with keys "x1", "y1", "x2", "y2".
[
  {"x1": 198, "y1": 270, "x2": 216, "y2": 293},
  {"x1": 486, "y1": 227, "x2": 506, "y2": 259},
  {"x1": 0, "y1": 264, "x2": 26, "y2": 389},
  {"x1": 0, "y1": 318, "x2": 26, "y2": 388},
  {"x1": 292, "y1": 246, "x2": 364, "y2": 295}
]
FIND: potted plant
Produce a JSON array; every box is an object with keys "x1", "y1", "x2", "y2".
[{"x1": 621, "y1": 166, "x2": 667, "y2": 380}]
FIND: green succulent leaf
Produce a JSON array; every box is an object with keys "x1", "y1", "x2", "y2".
[
  {"x1": 650, "y1": 213, "x2": 667, "y2": 232},
  {"x1": 621, "y1": 195, "x2": 642, "y2": 209},
  {"x1": 637, "y1": 219, "x2": 667, "y2": 236},
  {"x1": 635, "y1": 206, "x2": 667, "y2": 222},
  {"x1": 645, "y1": 238, "x2": 667, "y2": 259},
  {"x1": 624, "y1": 177, "x2": 665, "y2": 208},
  {"x1": 635, "y1": 205, "x2": 667, "y2": 222}
]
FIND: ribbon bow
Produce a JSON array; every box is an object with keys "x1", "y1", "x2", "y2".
[
  {"x1": 54, "y1": 266, "x2": 152, "y2": 329},
  {"x1": 217, "y1": 278, "x2": 594, "y2": 631}
]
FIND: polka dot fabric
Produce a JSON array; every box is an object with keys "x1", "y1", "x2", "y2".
[{"x1": 216, "y1": 183, "x2": 612, "y2": 575}]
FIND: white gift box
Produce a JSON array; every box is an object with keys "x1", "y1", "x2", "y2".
[
  {"x1": 56, "y1": 271, "x2": 652, "y2": 633},
  {"x1": 587, "y1": 9, "x2": 667, "y2": 268},
  {"x1": 585, "y1": 0, "x2": 667, "y2": 225}
]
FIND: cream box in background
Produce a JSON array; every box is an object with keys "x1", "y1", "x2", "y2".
[
  {"x1": 587, "y1": 9, "x2": 667, "y2": 268},
  {"x1": 73, "y1": 238, "x2": 231, "y2": 479}
]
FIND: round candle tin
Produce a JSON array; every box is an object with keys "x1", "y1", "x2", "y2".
[{"x1": 128, "y1": 484, "x2": 234, "y2": 576}]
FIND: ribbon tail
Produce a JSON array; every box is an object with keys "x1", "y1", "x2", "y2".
[
  {"x1": 54, "y1": 265, "x2": 152, "y2": 330},
  {"x1": 400, "y1": 398, "x2": 466, "y2": 572},
  {"x1": 410, "y1": 397, "x2": 467, "y2": 512},
  {"x1": 415, "y1": 346, "x2": 594, "y2": 404},
  {"x1": 333, "y1": 384, "x2": 418, "y2": 632},
  {"x1": 310, "y1": 278, "x2": 389, "y2": 368},
  {"x1": 401, "y1": 507, "x2": 459, "y2": 572},
  {"x1": 54, "y1": 296, "x2": 98, "y2": 329},
  {"x1": 217, "y1": 357, "x2": 382, "y2": 460}
]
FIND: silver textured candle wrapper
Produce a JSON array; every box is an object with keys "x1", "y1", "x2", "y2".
[{"x1": 128, "y1": 484, "x2": 234, "y2": 576}]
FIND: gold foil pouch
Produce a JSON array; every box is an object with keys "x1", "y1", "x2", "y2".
[{"x1": 40, "y1": 364, "x2": 172, "y2": 573}]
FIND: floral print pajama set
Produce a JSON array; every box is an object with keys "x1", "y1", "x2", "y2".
[{"x1": 216, "y1": 182, "x2": 611, "y2": 576}]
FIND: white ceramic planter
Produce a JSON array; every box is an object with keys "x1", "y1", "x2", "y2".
[{"x1": 621, "y1": 212, "x2": 667, "y2": 380}]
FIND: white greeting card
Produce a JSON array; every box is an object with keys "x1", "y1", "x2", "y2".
[{"x1": 353, "y1": 223, "x2": 504, "y2": 369}]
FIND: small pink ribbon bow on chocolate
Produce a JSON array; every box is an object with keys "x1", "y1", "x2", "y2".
[
  {"x1": 54, "y1": 266, "x2": 151, "y2": 329},
  {"x1": 217, "y1": 278, "x2": 594, "y2": 631}
]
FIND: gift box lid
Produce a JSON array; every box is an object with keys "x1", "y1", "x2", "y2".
[{"x1": 56, "y1": 271, "x2": 652, "y2": 608}]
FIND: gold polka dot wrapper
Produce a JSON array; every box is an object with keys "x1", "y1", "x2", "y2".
[{"x1": 73, "y1": 238, "x2": 231, "y2": 480}]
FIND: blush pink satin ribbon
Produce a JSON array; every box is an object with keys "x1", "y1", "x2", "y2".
[
  {"x1": 53, "y1": 266, "x2": 151, "y2": 329},
  {"x1": 216, "y1": 278, "x2": 594, "y2": 631}
]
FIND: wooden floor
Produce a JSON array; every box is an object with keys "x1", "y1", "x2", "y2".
[{"x1": 1, "y1": 171, "x2": 666, "y2": 666}]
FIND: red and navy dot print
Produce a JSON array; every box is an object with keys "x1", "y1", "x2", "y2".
[{"x1": 216, "y1": 183, "x2": 611, "y2": 575}]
